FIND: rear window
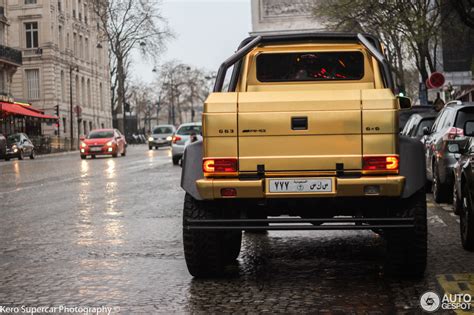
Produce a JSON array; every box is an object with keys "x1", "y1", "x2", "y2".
[
  {"x1": 153, "y1": 126, "x2": 173, "y2": 134},
  {"x1": 256, "y1": 51, "x2": 364, "y2": 82},
  {"x1": 455, "y1": 108, "x2": 474, "y2": 128},
  {"x1": 177, "y1": 125, "x2": 201, "y2": 135},
  {"x1": 88, "y1": 130, "x2": 114, "y2": 139},
  {"x1": 415, "y1": 119, "x2": 435, "y2": 137}
]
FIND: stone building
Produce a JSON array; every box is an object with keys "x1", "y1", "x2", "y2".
[
  {"x1": 251, "y1": 0, "x2": 325, "y2": 34},
  {"x1": 0, "y1": 0, "x2": 21, "y2": 100},
  {"x1": 7, "y1": 0, "x2": 111, "y2": 147}
]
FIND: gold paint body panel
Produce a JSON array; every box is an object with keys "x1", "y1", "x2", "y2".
[{"x1": 200, "y1": 42, "x2": 403, "y2": 199}]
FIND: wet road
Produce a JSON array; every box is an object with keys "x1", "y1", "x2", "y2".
[{"x1": 0, "y1": 146, "x2": 473, "y2": 313}]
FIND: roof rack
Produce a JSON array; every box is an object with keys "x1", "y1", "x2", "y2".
[{"x1": 213, "y1": 32, "x2": 394, "y2": 93}]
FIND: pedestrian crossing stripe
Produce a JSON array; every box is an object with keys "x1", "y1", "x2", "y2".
[{"x1": 437, "y1": 274, "x2": 474, "y2": 315}]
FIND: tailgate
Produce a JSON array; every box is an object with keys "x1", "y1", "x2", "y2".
[{"x1": 238, "y1": 90, "x2": 362, "y2": 172}]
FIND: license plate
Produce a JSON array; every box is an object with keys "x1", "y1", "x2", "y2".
[
  {"x1": 269, "y1": 178, "x2": 333, "y2": 193},
  {"x1": 90, "y1": 147, "x2": 102, "y2": 152}
]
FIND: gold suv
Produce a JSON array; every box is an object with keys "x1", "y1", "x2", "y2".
[{"x1": 181, "y1": 33, "x2": 427, "y2": 278}]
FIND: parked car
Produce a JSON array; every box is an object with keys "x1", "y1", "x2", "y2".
[
  {"x1": 80, "y1": 128, "x2": 127, "y2": 159},
  {"x1": 171, "y1": 122, "x2": 202, "y2": 165},
  {"x1": 5, "y1": 133, "x2": 36, "y2": 161},
  {"x1": 0, "y1": 134, "x2": 6, "y2": 160},
  {"x1": 399, "y1": 105, "x2": 436, "y2": 131},
  {"x1": 400, "y1": 112, "x2": 437, "y2": 141},
  {"x1": 450, "y1": 120, "x2": 474, "y2": 251},
  {"x1": 148, "y1": 125, "x2": 176, "y2": 150},
  {"x1": 425, "y1": 101, "x2": 474, "y2": 202}
]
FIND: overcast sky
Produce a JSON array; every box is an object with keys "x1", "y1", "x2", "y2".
[{"x1": 131, "y1": 0, "x2": 252, "y2": 83}]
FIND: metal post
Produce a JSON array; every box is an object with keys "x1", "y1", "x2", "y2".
[{"x1": 69, "y1": 67, "x2": 74, "y2": 149}]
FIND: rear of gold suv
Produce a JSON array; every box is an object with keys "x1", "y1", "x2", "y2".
[{"x1": 181, "y1": 33, "x2": 427, "y2": 278}]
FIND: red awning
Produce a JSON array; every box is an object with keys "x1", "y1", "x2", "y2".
[{"x1": 0, "y1": 102, "x2": 58, "y2": 120}]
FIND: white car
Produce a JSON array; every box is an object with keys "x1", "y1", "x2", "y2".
[{"x1": 171, "y1": 122, "x2": 202, "y2": 165}]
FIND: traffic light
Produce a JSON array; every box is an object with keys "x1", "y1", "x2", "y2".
[{"x1": 54, "y1": 105, "x2": 60, "y2": 117}]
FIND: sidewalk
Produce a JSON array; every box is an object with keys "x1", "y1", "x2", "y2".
[{"x1": 37, "y1": 150, "x2": 78, "y2": 158}]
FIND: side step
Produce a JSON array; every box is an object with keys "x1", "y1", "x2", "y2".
[{"x1": 184, "y1": 217, "x2": 414, "y2": 231}]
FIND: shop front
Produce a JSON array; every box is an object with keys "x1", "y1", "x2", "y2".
[{"x1": 0, "y1": 101, "x2": 58, "y2": 153}]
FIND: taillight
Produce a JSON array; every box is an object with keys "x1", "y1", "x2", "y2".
[
  {"x1": 172, "y1": 135, "x2": 182, "y2": 144},
  {"x1": 203, "y1": 158, "x2": 238, "y2": 173},
  {"x1": 443, "y1": 127, "x2": 463, "y2": 141},
  {"x1": 363, "y1": 156, "x2": 399, "y2": 171}
]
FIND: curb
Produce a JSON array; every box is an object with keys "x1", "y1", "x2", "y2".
[{"x1": 37, "y1": 150, "x2": 78, "y2": 158}]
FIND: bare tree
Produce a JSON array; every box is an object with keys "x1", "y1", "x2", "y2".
[
  {"x1": 313, "y1": 0, "x2": 450, "y2": 102},
  {"x1": 93, "y1": 0, "x2": 172, "y2": 134},
  {"x1": 155, "y1": 61, "x2": 213, "y2": 125},
  {"x1": 450, "y1": 0, "x2": 474, "y2": 28}
]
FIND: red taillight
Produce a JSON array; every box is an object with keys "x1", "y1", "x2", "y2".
[
  {"x1": 220, "y1": 188, "x2": 237, "y2": 197},
  {"x1": 172, "y1": 135, "x2": 182, "y2": 144},
  {"x1": 443, "y1": 127, "x2": 463, "y2": 141},
  {"x1": 203, "y1": 158, "x2": 238, "y2": 173},
  {"x1": 363, "y1": 156, "x2": 399, "y2": 171}
]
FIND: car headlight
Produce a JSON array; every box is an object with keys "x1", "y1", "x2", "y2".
[
  {"x1": 12, "y1": 144, "x2": 18, "y2": 152},
  {"x1": 106, "y1": 141, "x2": 113, "y2": 146},
  {"x1": 148, "y1": 137, "x2": 154, "y2": 142},
  {"x1": 80, "y1": 142, "x2": 87, "y2": 148},
  {"x1": 166, "y1": 136, "x2": 172, "y2": 141}
]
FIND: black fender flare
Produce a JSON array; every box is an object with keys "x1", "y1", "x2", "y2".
[
  {"x1": 399, "y1": 135, "x2": 426, "y2": 198},
  {"x1": 180, "y1": 140, "x2": 204, "y2": 200}
]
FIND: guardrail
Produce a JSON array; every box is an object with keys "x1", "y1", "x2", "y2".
[{"x1": 0, "y1": 44, "x2": 22, "y2": 66}]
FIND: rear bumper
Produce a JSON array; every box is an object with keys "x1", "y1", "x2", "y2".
[{"x1": 196, "y1": 176, "x2": 405, "y2": 199}]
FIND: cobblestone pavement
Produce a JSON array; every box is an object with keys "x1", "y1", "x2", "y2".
[{"x1": 0, "y1": 146, "x2": 473, "y2": 314}]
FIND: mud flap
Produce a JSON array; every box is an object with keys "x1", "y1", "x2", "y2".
[
  {"x1": 180, "y1": 140, "x2": 204, "y2": 200},
  {"x1": 399, "y1": 136, "x2": 426, "y2": 199}
]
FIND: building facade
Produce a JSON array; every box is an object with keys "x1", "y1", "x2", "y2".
[
  {"x1": 251, "y1": 0, "x2": 324, "y2": 34},
  {"x1": 7, "y1": 0, "x2": 111, "y2": 147},
  {"x1": 0, "y1": 0, "x2": 21, "y2": 100}
]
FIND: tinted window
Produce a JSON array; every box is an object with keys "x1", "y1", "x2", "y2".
[
  {"x1": 7, "y1": 134, "x2": 21, "y2": 144},
  {"x1": 87, "y1": 130, "x2": 114, "y2": 139},
  {"x1": 153, "y1": 127, "x2": 173, "y2": 134},
  {"x1": 455, "y1": 107, "x2": 474, "y2": 128},
  {"x1": 401, "y1": 116, "x2": 416, "y2": 135},
  {"x1": 256, "y1": 51, "x2": 364, "y2": 82},
  {"x1": 415, "y1": 119, "x2": 435, "y2": 137},
  {"x1": 177, "y1": 125, "x2": 202, "y2": 135}
]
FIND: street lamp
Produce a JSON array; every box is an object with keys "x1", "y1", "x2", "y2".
[{"x1": 69, "y1": 65, "x2": 79, "y2": 149}]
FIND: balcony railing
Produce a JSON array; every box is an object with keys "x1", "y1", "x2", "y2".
[{"x1": 0, "y1": 44, "x2": 22, "y2": 66}]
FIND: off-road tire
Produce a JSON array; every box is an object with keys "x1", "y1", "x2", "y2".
[
  {"x1": 385, "y1": 188, "x2": 427, "y2": 278},
  {"x1": 183, "y1": 193, "x2": 241, "y2": 277},
  {"x1": 172, "y1": 155, "x2": 180, "y2": 165},
  {"x1": 29, "y1": 150, "x2": 36, "y2": 159},
  {"x1": 460, "y1": 182, "x2": 474, "y2": 251},
  {"x1": 433, "y1": 163, "x2": 450, "y2": 203},
  {"x1": 453, "y1": 180, "x2": 462, "y2": 215}
]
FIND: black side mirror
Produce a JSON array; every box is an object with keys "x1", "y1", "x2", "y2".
[
  {"x1": 422, "y1": 127, "x2": 431, "y2": 136},
  {"x1": 464, "y1": 121, "x2": 474, "y2": 137},
  {"x1": 397, "y1": 96, "x2": 412, "y2": 109},
  {"x1": 447, "y1": 143, "x2": 460, "y2": 154}
]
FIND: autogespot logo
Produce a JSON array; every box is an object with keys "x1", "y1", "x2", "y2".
[
  {"x1": 420, "y1": 291, "x2": 472, "y2": 312},
  {"x1": 420, "y1": 291, "x2": 441, "y2": 312}
]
